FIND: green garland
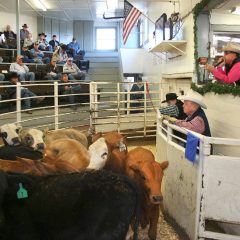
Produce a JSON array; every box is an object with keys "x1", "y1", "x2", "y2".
[
  {"x1": 191, "y1": 82, "x2": 240, "y2": 97},
  {"x1": 193, "y1": 0, "x2": 212, "y2": 83}
]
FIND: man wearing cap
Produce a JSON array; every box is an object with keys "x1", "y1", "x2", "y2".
[
  {"x1": 63, "y1": 57, "x2": 85, "y2": 80},
  {"x1": 160, "y1": 93, "x2": 187, "y2": 120},
  {"x1": 20, "y1": 24, "x2": 29, "y2": 41},
  {"x1": 205, "y1": 42, "x2": 240, "y2": 84},
  {"x1": 67, "y1": 38, "x2": 85, "y2": 59},
  {"x1": 44, "y1": 59, "x2": 61, "y2": 80},
  {"x1": 10, "y1": 55, "x2": 35, "y2": 81},
  {"x1": 49, "y1": 35, "x2": 60, "y2": 50},
  {"x1": 163, "y1": 89, "x2": 211, "y2": 136},
  {"x1": 30, "y1": 42, "x2": 50, "y2": 64}
]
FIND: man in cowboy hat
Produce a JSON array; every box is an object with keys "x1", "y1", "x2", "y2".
[
  {"x1": 204, "y1": 42, "x2": 240, "y2": 84},
  {"x1": 20, "y1": 24, "x2": 29, "y2": 41},
  {"x1": 38, "y1": 33, "x2": 53, "y2": 52},
  {"x1": 162, "y1": 89, "x2": 211, "y2": 136},
  {"x1": 160, "y1": 93, "x2": 187, "y2": 120}
]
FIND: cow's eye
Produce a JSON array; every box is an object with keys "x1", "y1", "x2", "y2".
[
  {"x1": 141, "y1": 175, "x2": 146, "y2": 181},
  {"x1": 1, "y1": 132, "x2": 7, "y2": 139},
  {"x1": 16, "y1": 129, "x2": 20, "y2": 134}
]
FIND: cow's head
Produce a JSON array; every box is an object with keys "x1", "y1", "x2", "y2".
[
  {"x1": 20, "y1": 128, "x2": 45, "y2": 151},
  {"x1": 129, "y1": 160, "x2": 169, "y2": 204},
  {"x1": 0, "y1": 123, "x2": 22, "y2": 146},
  {"x1": 88, "y1": 137, "x2": 108, "y2": 170}
]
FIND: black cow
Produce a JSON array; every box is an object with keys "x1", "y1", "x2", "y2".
[
  {"x1": 0, "y1": 145, "x2": 43, "y2": 160},
  {"x1": 0, "y1": 170, "x2": 140, "y2": 240}
]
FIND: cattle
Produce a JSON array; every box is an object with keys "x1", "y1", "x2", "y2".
[
  {"x1": 0, "y1": 145, "x2": 43, "y2": 160},
  {"x1": 125, "y1": 147, "x2": 168, "y2": 240},
  {"x1": 0, "y1": 139, "x2": 90, "y2": 176},
  {"x1": 87, "y1": 137, "x2": 108, "y2": 170},
  {"x1": 0, "y1": 170, "x2": 140, "y2": 240},
  {"x1": 0, "y1": 123, "x2": 22, "y2": 146},
  {"x1": 44, "y1": 128, "x2": 88, "y2": 148},
  {"x1": 19, "y1": 128, "x2": 45, "y2": 151}
]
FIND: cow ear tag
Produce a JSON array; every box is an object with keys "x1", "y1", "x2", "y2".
[{"x1": 17, "y1": 183, "x2": 28, "y2": 199}]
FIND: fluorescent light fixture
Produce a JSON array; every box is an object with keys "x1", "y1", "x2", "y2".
[
  {"x1": 106, "y1": 0, "x2": 118, "y2": 9},
  {"x1": 37, "y1": 0, "x2": 47, "y2": 11},
  {"x1": 231, "y1": 7, "x2": 240, "y2": 15}
]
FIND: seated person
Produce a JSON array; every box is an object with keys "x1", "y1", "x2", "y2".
[
  {"x1": 44, "y1": 59, "x2": 61, "y2": 80},
  {"x1": 21, "y1": 46, "x2": 35, "y2": 63},
  {"x1": 67, "y1": 38, "x2": 85, "y2": 59},
  {"x1": 204, "y1": 42, "x2": 240, "y2": 84},
  {"x1": 9, "y1": 55, "x2": 35, "y2": 81},
  {"x1": 4, "y1": 25, "x2": 16, "y2": 48},
  {"x1": 162, "y1": 89, "x2": 211, "y2": 137},
  {"x1": 23, "y1": 32, "x2": 34, "y2": 49},
  {"x1": 30, "y1": 42, "x2": 50, "y2": 64},
  {"x1": 20, "y1": 24, "x2": 29, "y2": 42},
  {"x1": 0, "y1": 73, "x2": 5, "y2": 81},
  {"x1": 160, "y1": 93, "x2": 187, "y2": 120},
  {"x1": 52, "y1": 45, "x2": 68, "y2": 64},
  {"x1": 63, "y1": 57, "x2": 85, "y2": 80},
  {"x1": 58, "y1": 73, "x2": 81, "y2": 110},
  {"x1": 130, "y1": 77, "x2": 144, "y2": 113},
  {"x1": 38, "y1": 33, "x2": 53, "y2": 52},
  {"x1": 6, "y1": 72, "x2": 44, "y2": 114},
  {"x1": 49, "y1": 35, "x2": 60, "y2": 50},
  {"x1": 0, "y1": 32, "x2": 8, "y2": 48}
]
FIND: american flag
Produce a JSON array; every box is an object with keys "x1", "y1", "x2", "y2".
[{"x1": 123, "y1": 0, "x2": 142, "y2": 44}]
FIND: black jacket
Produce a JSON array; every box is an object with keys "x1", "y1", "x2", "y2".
[{"x1": 176, "y1": 100, "x2": 187, "y2": 120}]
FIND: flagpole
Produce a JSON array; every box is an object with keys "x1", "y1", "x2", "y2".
[{"x1": 140, "y1": 12, "x2": 155, "y2": 25}]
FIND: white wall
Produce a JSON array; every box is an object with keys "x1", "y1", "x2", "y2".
[
  {"x1": 210, "y1": 10, "x2": 240, "y2": 25},
  {"x1": 0, "y1": 12, "x2": 38, "y2": 39}
]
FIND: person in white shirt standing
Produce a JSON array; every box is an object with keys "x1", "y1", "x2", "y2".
[
  {"x1": 9, "y1": 55, "x2": 35, "y2": 81},
  {"x1": 63, "y1": 57, "x2": 85, "y2": 80}
]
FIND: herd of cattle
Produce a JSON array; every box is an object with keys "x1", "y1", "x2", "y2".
[{"x1": 0, "y1": 123, "x2": 169, "y2": 240}]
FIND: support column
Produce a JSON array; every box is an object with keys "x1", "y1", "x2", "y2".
[{"x1": 16, "y1": 0, "x2": 20, "y2": 55}]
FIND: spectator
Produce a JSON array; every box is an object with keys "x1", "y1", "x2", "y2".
[
  {"x1": 23, "y1": 32, "x2": 34, "y2": 49},
  {"x1": 0, "y1": 74, "x2": 5, "y2": 81},
  {"x1": 20, "y1": 24, "x2": 29, "y2": 42},
  {"x1": 162, "y1": 89, "x2": 211, "y2": 136},
  {"x1": 49, "y1": 35, "x2": 59, "y2": 50},
  {"x1": 4, "y1": 25, "x2": 16, "y2": 40},
  {"x1": 205, "y1": 42, "x2": 240, "y2": 84},
  {"x1": 21, "y1": 46, "x2": 35, "y2": 63},
  {"x1": 52, "y1": 45, "x2": 68, "y2": 64},
  {"x1": 10, "y1": 55, "x2": 35, "y2": 82},
  {"x1": 59, "y1": 73, "x2": 81, "y2": 110},
  {"x1": 6, "y1": 72, "x2": 44, "y2": 114},
  {"x1": 44, "y1": 59, "x2": 61, "y2": 80},
  {"x1": 63, "y1": 57, "x2": 85, "y2": 80},
  {"x1": 38, "y1": 33, "x2": 53, "y2": 52},
  {"x1": 130, "y1": 76, "x2": 144, "y2": 113},
  {"x1": 160, "y1": 93, "x2": 187, "y2": 120},
  {"x1": 0, "y1": 32, "x2": 8, "y2": 48},
  {"x1": 67, "y1": 37, "x2": 85, "y2": 59},
  {"x1": 30, "y1": 42, "x2": 50, "y2": 64}
]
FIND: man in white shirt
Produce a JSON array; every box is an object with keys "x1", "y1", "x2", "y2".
[
  {"x1": 9, "y1": 55, "x2": 35, "y2": 81},
  {"x1": 63, "y1": 57, "x2": 85, "y2": 80}
]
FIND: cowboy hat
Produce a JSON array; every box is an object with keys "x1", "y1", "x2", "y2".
[
  {"x1": 178, "y1": 89, "x2": 207, "y2": 109},
  {"x1": 222, "y1": 42, "x2": 240, "y2": 54},
  {"x1": 162, "y1": 93, "x2": 178, "y2": 103},
  {"x1": 22, "y1": 24, "x2": 28, "y2": 28},
  {"x1": 38, "y1": 33, "x2": 47, "y2": 37}
]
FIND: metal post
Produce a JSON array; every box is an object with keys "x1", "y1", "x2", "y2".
[
  {"x1": 144, "y1": 82, "x2": 147, "y2": 137},
  {"x1": 54, "y1": 81, "x2": 59, "y2": 130},
  {"x1": 16, "y1": 0, "x2": 20, "y2": 55},
  {"x1": 16, "y1": 82, "x2": 21, "y2": 124},
  {"x1": 127, "y1": 83, "x2": 130, "y2": 115},
  {"x1": 117, "y1": 83, "x2": 120, "y2": 133},
  {"x1": 89, "y1": 82, "x2": 94, "y2": 130}
]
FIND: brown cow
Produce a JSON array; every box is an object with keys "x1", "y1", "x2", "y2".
[
  {"x1": 125, "y1": 147, "x2": 168, "y2": 240},
  {"x1": 0, "y1": 139, "x2": 90, "y2": 176}
]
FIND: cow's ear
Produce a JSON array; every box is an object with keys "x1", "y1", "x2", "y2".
[
  {"x1": 43, "y1": 128, "x2": 49, "y2": 135},
  {"x1": 160, "y1": 161, "x2": 169, "y2": 170},
  {"x1": 129, "y1": 162, "x2": 141, "y2": 172}
]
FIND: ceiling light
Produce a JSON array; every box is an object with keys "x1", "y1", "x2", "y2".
[
  {"x1": 231, "y1": 7, "x2": 240, "y2": 15},
  {"x1": 106, "y1": 0, "x2": 118, "y2": 9},
  {"x1": 37, "y1": 0, "x2": 47, "y2": 11}
]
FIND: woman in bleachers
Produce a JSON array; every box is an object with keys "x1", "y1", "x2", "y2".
[
  {"x1": 52, "y1": 44, "x2": 68, "y2": 64},
  {"x1": 23, "y1": 32, "x2": 34, "y2": 50}
]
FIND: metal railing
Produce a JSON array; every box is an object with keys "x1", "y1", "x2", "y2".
[{"x1": 0, "y1": 81, "x2": 161, "y2": 138}]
